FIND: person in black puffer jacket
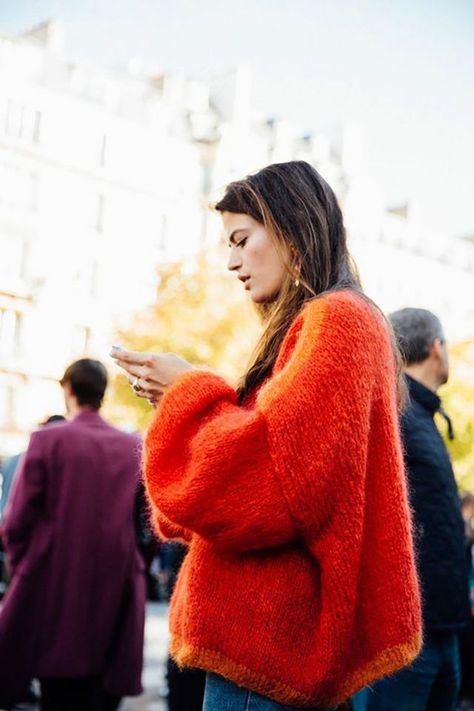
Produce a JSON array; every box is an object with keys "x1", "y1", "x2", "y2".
[{"x1": 353, "y1": 308, "x2": 471, "y2": 711}]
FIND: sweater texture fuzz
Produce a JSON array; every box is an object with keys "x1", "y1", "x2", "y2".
[{"x1": 144, "y1": 290, "x2": 422, "y2": 708}]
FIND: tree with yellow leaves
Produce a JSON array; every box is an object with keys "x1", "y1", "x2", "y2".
[
  {"x1": 107, "y1": 257, "x2": 474, "y2": 493},
  {"x1": 438, "y1": 340, "x2": 474, "y2": 493},
  {"x1": 105, "y1": 251, "x2": 261, "y2": 432}
]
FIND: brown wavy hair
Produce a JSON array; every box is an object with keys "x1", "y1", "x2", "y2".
[{"x1": 215, "y1": 161, "x2": 405, "y2": 405}]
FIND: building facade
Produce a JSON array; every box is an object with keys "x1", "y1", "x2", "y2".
[
  {"x1": 1, "y1": 20, "x2": 473, "y2": 455},
  {"x1": 0, "y1": 21, "x2": 217, "y2": 452}
]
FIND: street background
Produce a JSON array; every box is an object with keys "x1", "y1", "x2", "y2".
[
  {"x1": 0, "y1": 2, "x2": 473, "y2": 488},
  {"x1": 0, "y1": 2, "x2": 473, "y2": 709},
  {"x1": 123, "y1": 603, "x2": 168, "y2": 711},
  {"x1": 5, "y1": 603, "x2": 170, "y2": 711}
]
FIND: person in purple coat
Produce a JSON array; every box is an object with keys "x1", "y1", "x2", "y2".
[{"x1": 0, "y1": 359, "x2": 146, "y2": 711}]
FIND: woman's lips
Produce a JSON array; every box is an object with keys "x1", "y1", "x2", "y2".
[{"x1": 239, "y1": 275, "x2": 250, "y2": 289}]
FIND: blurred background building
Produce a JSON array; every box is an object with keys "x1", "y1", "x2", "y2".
[
  {"x1": 0, "y1": 19, "x2": 473, "y2": 454},
  {"x1": 0, "y1": 20, "x2": 210, "y2": 451}
]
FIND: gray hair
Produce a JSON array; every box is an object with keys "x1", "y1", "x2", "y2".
[{"x1": 388, "y1": 308, "x2": 444, "y2": 365}]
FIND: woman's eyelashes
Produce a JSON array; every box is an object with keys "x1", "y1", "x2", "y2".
[{"x1": 228, "y1": 233, "x2": 248, "y2": 248}]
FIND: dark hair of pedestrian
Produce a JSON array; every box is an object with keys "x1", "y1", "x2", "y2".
[
  {"x1": 40, "y1": 414, "x2": 66, "y2": 426},
  {"x1": 388, "y1": 308, "x2": 444, "y2": 366},
  {"x1": 215, "y1": 160, "x2": 406, "y2": 407},
  {"x1": 60, "y1": 359, "x2": 108, "y2": 410}
]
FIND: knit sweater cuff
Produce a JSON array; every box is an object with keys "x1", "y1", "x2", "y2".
[{"x1": 147, "y1": 369, "x2": 236, "y2": 437}]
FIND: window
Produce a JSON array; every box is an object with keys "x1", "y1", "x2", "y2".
[
  {"x1": 0, "y1": 385, "x2": 15, "y2": 428},
  {"x1": 90, "y1": 261, "x2": 99, "y2": 297},
  {"x1": 3, "y1": 100, "x2": 41, "y2": 144},
  {"x1": 99, "y1": 134, "x2": 107, "y2": 167},
  {"x1": 20, "y1": 240, "x2": 30, "y2": 280},
  {"x1": 96, "y1": 194, "x2": 105, "y2": 232},
  {"x1": 0, "y1": 310, "x2": 22, "y2": 359},
  {"x1": 4, "y1": 99, "x2": 21, "y2": 137},
  {"x1": 72, "y1": 325, "x2": 91, "y2": 356},
  {"x1": 0, "y1": 162, "x2": 38, "y2": 212},
  {"x1": 32, "y1": 110, "x2": 41, "y2": 143},
  {"x1": 73, "y1": 261, "x2": 99, "y2": 297},
  {"x1": 158, "y1": 214, "x2": 167, "y2": 251},
  {"x1": 0, "y1": 235, "x2": 25, "y2": 279}
]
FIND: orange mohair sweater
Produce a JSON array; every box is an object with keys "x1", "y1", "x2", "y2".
[{"x1": 144, "y1": 290, "x2": 422, "y2": 708}]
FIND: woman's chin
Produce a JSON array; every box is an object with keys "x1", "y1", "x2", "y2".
[
  {"x1": 250, "y1": 291, "x2": 277, "y2": 305},
  {"x1": 249, "y1": 291, "x2": 265, "y2": 303}
]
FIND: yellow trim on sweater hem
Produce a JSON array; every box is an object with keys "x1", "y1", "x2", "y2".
[
  {"x1": 170, "y1": 632, "x2": 422, "y2": 708},
  {"x1": 170, "y1": 637, "x2": 312, "y2": 707},
  {"x1": 336, "y1": 632, "x2": 423, "y2": 701}
]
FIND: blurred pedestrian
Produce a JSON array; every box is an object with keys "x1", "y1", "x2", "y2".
[
  {"x1": 0, "y1": 452, "x2": 23, "y2": 600},
  {"x1": 166, "y1": 654, "x2": 206, "y2": 711},
  {"x1": 460, "y1": 493, "x2": 474, "y2": 703},
  {"x1": 353, "y1": 308, "x2": 471, "y2": 711},
  {"x1": 0, "y1": 416, "x2": 65, "y2": 708},
  {"x1": 0, "y1": 415, "x2": 65, "y2": 524},
  {"x1": 134, "y1": 480, "x2": 162, "y2": 600},
  {"x1": 0, "y1": 452, "x2": 22, "y2": 524},
  {"x1": 112, "y1": 161, "x2": 421, "y2": 710},
  {"x1": 462, "y1": 493, "x2": 474, "y2": 571},
  {"x1": 0, "y1": 359, "x2": 145, "y2": 711},
  {"x1": 162, "y1": 541, "x2": 206, "y2": 711}
]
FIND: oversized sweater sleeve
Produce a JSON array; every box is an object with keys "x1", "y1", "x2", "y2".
[
  {"x1": 152, "y1": 508, "x2": 192, "y2": 544},
  {"x1": 144, "y1": 367, "x2": 298, "y2": 550},
  {"x1": 144, "y1": 291, "x2": 386, "y2": 551}
]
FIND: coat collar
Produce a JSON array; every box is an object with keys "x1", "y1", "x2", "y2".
[
  {"x1": 72, "y1": 410, "x2": 108, "y2": 427},
  {"x1": 406, "y1": 374, "x2": 440, "y2": 416}
]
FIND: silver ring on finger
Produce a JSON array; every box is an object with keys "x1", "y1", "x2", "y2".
[{"x1": 132, "y1": 376, "x2": 141, "y2": 392}]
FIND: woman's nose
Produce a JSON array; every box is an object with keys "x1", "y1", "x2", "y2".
[{"x1": 227, "y1": 247, "x2": 242, "y2": 272}]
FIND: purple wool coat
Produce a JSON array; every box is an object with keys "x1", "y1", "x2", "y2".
[{"x1": 0, "y1": 411, "x2": 146, "y2": 699}]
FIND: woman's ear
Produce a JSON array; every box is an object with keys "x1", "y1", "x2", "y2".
[
  {"x1": 290, "y1": 254, "x2": 301, "y2": 288},
  {"x1": 287, "y1": 243, "x2": 300, "y2": 267}
]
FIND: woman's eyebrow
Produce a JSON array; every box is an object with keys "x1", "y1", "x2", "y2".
[{"x1": 229, "y1": 229, "x2": 247, "y2": 244}]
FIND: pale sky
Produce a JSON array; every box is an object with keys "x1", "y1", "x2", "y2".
[{"x1": 2, "y1": 0, "x2": 474, "y2": 240}]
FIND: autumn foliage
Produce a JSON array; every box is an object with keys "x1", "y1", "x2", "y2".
[
  {"x1": 106, "y1": 253, "x2": 474, "y2": 493},
  {"x1": 106, "y1": 251, "x2": 261, "y2": 431}
]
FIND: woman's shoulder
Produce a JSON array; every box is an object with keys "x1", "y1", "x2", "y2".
[
  {"x1": 301, "y1": 289, "x2": 387, "y2": 339},
  {"x1": 272, "y1": 290, "x2": 384, "y2": 373},
  {"x1": 272, "y1": 290, "x2": 390, "y2": 378}
]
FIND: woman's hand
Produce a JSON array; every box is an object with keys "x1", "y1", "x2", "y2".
[{"x1": 110, "y1": 348, "x2": 195, "y2": 406}]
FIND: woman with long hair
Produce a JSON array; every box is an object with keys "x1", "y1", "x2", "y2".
[{"x1": 112, "y1": 161, "x2": 422, "y2": 710}]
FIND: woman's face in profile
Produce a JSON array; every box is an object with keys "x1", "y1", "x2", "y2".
[{"x1": 223, "y1": 211, "x2": 289, "y2": 303}]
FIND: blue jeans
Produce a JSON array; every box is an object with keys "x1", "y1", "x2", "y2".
[
  {"x1": 203, "y1": 673, "x2": 332, "y2": 710},
  {"x1": 352, "y1": 632, "x2": 461, "y2": 711}
]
